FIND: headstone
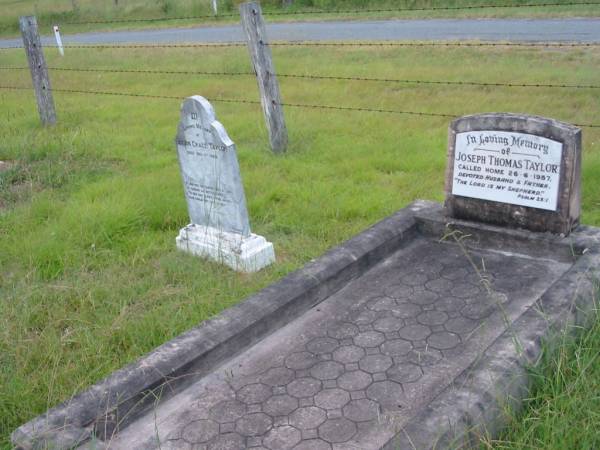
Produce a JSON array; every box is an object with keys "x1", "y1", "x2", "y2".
[
  {"x1": 175, "y1": 95, "x2": 275, "y2": 272},
  {"x1": 445, "y1": 113, "x2": 581, "y2": 235}
]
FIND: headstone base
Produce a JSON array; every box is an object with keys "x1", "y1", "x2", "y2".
[{"x1": 176, "y1": 224, "x2": 275, "y2": 272}]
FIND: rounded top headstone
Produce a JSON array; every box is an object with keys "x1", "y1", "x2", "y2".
[{"x1": 175, "y1": 96, "x2": 251, "y2": 237}]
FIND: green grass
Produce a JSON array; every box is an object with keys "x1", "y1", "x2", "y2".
[
  {"x1": 482, "y1": 298, "x2": 600, "y2": 449},
  {"x1": 0, "y1": 0, "x2": 599, "y2": 38},
  {"x1": 0, "y1": 42, "x2": 599, "y2": 447}
]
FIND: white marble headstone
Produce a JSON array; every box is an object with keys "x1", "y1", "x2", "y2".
[{"x1": 175, "y1": 96, "x2": 275, "y2": 272}]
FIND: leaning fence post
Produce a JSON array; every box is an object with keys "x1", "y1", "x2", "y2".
[
  {"x1": 19, "y1": 15, "x2": 57, "y2": 126},
  {"x1": 239, "y1": 2, "x2": 288, "y2": 153}
]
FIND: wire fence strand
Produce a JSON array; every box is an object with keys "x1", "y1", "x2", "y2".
[
  {"x1": 55, "y1": 2, "x2": 600, "y2": 25},
  {"x1": 264, "y1": 1, "x2": 600, "y2": 15},
  {"x1": 2, "y1": 40, "x2": 599, "y2": 51},
  {"x1": 2, "y1": 66, "x2": 599, "y2": 90},
  {"x1": 0, "y1": 66, "x2": 252, "y2": 77},
  {"x1": 266, "y1": 41, "x2": 600, "y2": 47},
  {"x1": 0, "y1": 43, "x2": 247, "y2": 50},
  {"x1": 2, "y1": 85, "x2": 599, "y2": 128}
]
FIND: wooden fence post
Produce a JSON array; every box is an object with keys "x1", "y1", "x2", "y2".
[
  {"x1": 239, "y1": 2, "x2": 288, "y2": 153},
  {"x1": 19, "y1": 16, "x2": 57, "y2": 126}
]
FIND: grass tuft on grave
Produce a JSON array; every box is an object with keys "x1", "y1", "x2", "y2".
[
  {"x1": 0, "y1": 43, "x2": 599, "y2": 447},
  {"x1": 482, "y1": 294, "x2": 600, "y2": 450}
]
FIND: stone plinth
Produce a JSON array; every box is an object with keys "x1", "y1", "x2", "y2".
[{"x1": 176, "y1": 224, "x2": 275, "y2": 273}]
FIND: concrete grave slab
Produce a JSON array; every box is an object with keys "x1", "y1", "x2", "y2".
[{"x1": 12, "y1": 201, "x2": 600, "y2": 450}]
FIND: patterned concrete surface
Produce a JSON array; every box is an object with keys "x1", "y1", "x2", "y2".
[{"x1": 108, "y1": 237, "x2": 570, "y2": 450}]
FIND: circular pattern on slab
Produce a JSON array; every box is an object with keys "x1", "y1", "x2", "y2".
[
  {"x1": 310, "y1": 361, "x2": 345, "y2": 380},
  {"x1": 314, "y1": 389, "x2": 350, "y2": 410},
  {"x1": 287, "y1": 377, "x2": 322, "y2": 398},
  {"x1": 353, "y1": 331, "x2": 385, "y2": 348},
  {"x1": 359, "y1": 355, "x2": 393, "y2": 374},
  {"x1": 386, "y1": 363, "x2": 423, "y2": 383},
  {"x1": 237, "y1": 383, "x2": 272, "y2": 404},
  {"x1": 181, "y1": 419, "x2": 219, "y2": 444},
  {"x1": 289, "y1": 406, "x2": 327, "y2": 430},
  {"x1": 366, "y1": 381, "x2": 405, "y2": 408},
  {"x1": 307, "y1": 337, "x2": 340, "y2": 354},
  {"x1": 263, "y1": 395, "x2": 299, "y2": 417},
  {"x1": 342, "y1": 399, "x2": 380, "y2": 422},
  {"x1": 263, "y1": 426, "x2": 302, "y2": 450},
  {"x1": 337, "y1": 370, "x2": 372, "y2": 391},
  {"x1": 285, "y1": 352, "x2": 319, "y2": 370},
  {"x1": 235, "y1": 413, "x2": 273, "y2": 437},
  {"x1": 318, "y1": 418, "x2": 357, "y2": 443},
  {"x1": 332, "y1": 345, "x2": 365, "y2": 364}
]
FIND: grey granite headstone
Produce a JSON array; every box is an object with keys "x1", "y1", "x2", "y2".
[
  {"x1": 445, "y1": 113, "x2": 581, "y2": 235},
  {"x1": 175, "y1": 96, "x2": 275, "y2": 272}
]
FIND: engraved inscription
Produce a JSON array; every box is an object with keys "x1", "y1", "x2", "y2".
[
  {"x1": 183, "y1": 177, "x2": 232, "y2": 207},
  {"x1": 452, "y1": 131, "x2": 562, "y2": 211},
  {"x1": 175, "y1": 96, "x2": 251, "y2": 236}
]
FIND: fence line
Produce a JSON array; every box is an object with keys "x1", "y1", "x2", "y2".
[
  {"x1": 61, "y1": 13, "x2": 236, "y2": 25},
  {"x1": 3, "y1": 41, "x2": 597, "y2": 51},
  {"x1": 263, "y1": 1, "x2": 600, "y2": 18},
  {"x1": 2, "y1": 85, "x2": 599, "y2": 128},
  {"x1": 2, "y1": 66, "x2": 598, "y2": 91},
  {"x1": 52, "y1": 2, "x2": 600, "y2": 26},
  {"x1": 266, "y1": 41, "x2": 600, "y2": 47},
  {"x1": 5, "y1": 9, "x2": 600, "y2": 131},
  {"x1": 0, "y1": 43, "x2": 247, "y2": 50},
  {"x1": 0, "y1": 66, "x2": 253, "y2": 77},
  {"x1": 279, "y1": 73, "x2": 600, "y2": 89}
]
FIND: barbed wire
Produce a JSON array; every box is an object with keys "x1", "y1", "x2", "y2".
[
  {"x1": 266, "y1": 41, "x2": 600, "y2": 47},
  {"x1": 0, "y1": 66, "x2": 251, "y2": 77},
  {"x1": 278, "y1": 72, "x2": 600, "y2": 89},
  {"x1": 0, "y1": 43, "x2": 247, "y2": 50},
  {"x1": 283, "y1": 101, "x2": 455, "y2": 118},
  {"x1": 0, "y1": 85, "x2": 183, "y2": 100},
  {"x1": 61, "y1": 13, "x2": 236, "y2": 25},
  {"x1": 2, "y1": 66, "x2": 599, "y2": 90},
  {"x1": 2, "y1": 40, "x2": 598, "y2": 51},
  {"x1": 56, "y1": 2, "x2": 600, "y2": 25},
  {"x1": 1, "y1": 85, "x2": 599, "y2": 128},
  {"x1": 263, "y1": 1, "x2": 600, "y2": 15}
]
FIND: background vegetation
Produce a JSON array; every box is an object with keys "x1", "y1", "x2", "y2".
[{"x1": 0, "y1": 0, "x2": 598, "y2": 37}]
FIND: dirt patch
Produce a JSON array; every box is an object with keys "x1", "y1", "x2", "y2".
[
  {"x1": 0, "y1": 160, "x2": 23, "y2": 210},
  {"x1": 0, "y1": 160, "x2": 14, "y2": 172}
]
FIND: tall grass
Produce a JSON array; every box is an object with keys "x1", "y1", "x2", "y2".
[{"x1": 483, "y1": 297, "x2": 600, "y2": 449}]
